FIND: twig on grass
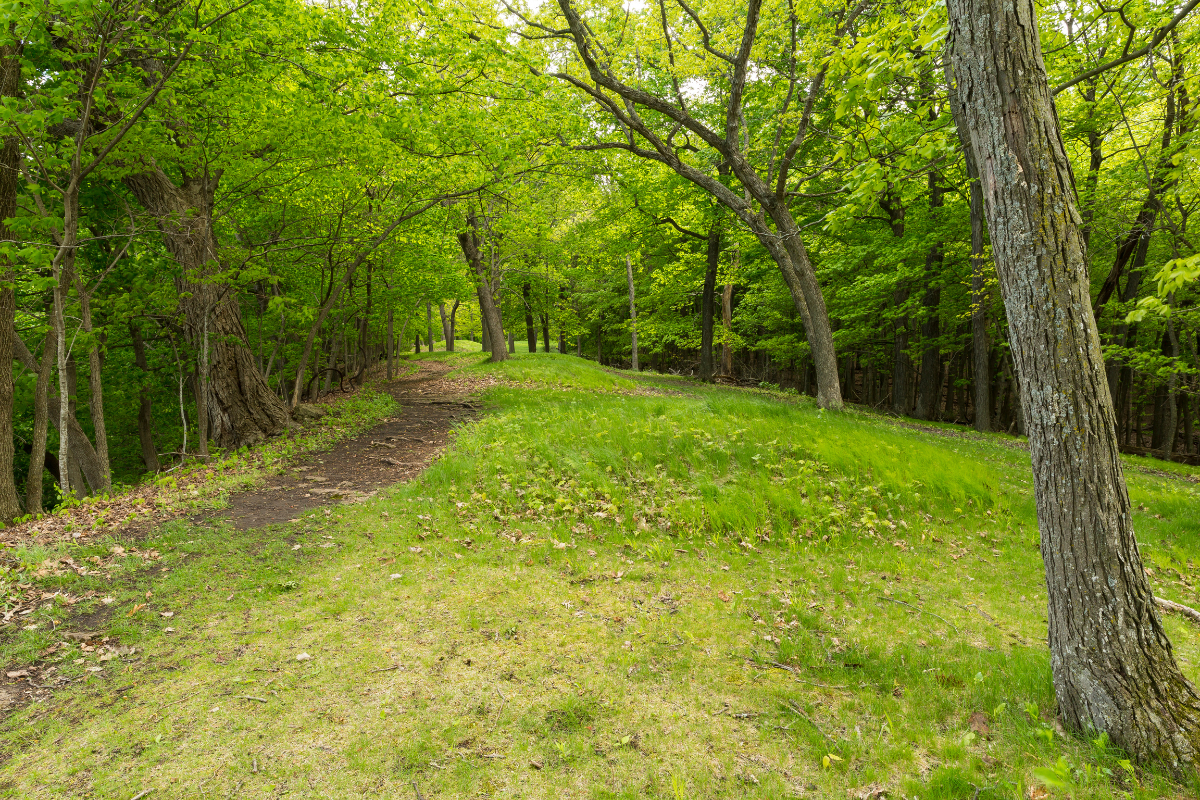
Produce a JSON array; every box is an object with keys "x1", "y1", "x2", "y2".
[
  {"x1": 130, "y1": 790, "x2": 155, "y2": 800},
  {"x1": 1156, "y1": 596, "x2": 1200, "y2": 624},
  {"x1": 876, "y1": 595, "x2": 959, "y2": 634},
  {"x1": 412, "y1": 782, "x2": 426, "y2": 800},
  {"x1": 236, "y1": 695, "x2": 268, "y2": 703},
  {"x1": 746, "y1": 658, "x2": 850, "y2": 689},
  {"x1": 785, "y1": 700, "x2": 833, "y2": 746},
  {"x1": 369, "y1": 664, "x2": 399, "y2": 673},
  {"x1": 487, "y1": 685, "x2": 507, "y2": 733}
]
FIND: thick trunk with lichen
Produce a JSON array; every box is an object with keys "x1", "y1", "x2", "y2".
[
  {"x1": 124, "y1": 167, "x2": 290, "y2": 448},
  {"x1": 948, "y1": 0, "x2": 1200, "y2": 767}
]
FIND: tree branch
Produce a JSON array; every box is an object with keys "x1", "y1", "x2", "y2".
[{"x1": 1053, "y1": 0, "x2": 1200, "y2": 95}]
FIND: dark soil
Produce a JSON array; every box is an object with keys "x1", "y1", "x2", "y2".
[{"x1": 217, "y1": 359, "x2": 481, "y2": 529}]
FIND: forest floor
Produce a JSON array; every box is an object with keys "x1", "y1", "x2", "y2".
[{"x1": 1, "y1": 353, "x2": 1199, "y2": 800}]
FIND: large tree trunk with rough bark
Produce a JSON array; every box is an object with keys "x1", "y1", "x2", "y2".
[
  {"x1": 457, "y1": 213, "x2": 506, "y2": 363},
  {"x1": 948, "y1": 0, "x2": 1200, "y2": 767},
  {"x1": 0, "y1": 41, "x2": 21, "y2": 522},
  {"x1": 123, "y1": 167, "x2": 290, "y2": 448}
]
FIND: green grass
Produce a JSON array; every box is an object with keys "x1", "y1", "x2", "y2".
[{"x1": 1, "y1": 354, "x2": 1198, "y2": 799}]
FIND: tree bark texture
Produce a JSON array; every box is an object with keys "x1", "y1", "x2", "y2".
[
  {"x1": 123, "y1": 167, "x2": 290, "y2": 448},
  {"x1": 948, "y1": 0, "x2": 1200, "y2": 767},
  {"x1": 457, "y1": 213, "x2": 506, "y2": 363}
]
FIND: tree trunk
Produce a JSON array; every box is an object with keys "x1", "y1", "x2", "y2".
[
  {"x1": 949, "y1": 85, "x2": 993, "y2": 432},
  {"x1": 625, "y1": 255, "x2": 638, "y2": 371},
  {"x1": 439, "y1": 300, "x2": 458, "y2": 353},
  {"x1": 891, "y1": 286, "x2": 911, "y2": 415},
  {"x1": 130, "y1": 322, "x2": 160, "y2": 473},
  {"x1": 427, "y1": 303, "x2": 436, "y2": 353},
  {"x1": 77, "y1": 290, "x2": 111, "y2": 488},
  {"x1": 523, "y1": 283, "x2": 537, "y2": 353},
  {"x1": 1181, "y1": 391, "x2": 1193, "y2": 454},
  {"x1": 541, "y1": 312, "x2": 550, "y2": 353},
  {"x1": 1153, "y1": 323, "x2": 1180, "y2": 457},
  {"x1": 24, "y1": 329, "x2": 52, "y2": 514},
  {"x1": 0, "y1": 41, "x2": 20, "y2": 521},
  {"x1": 948, "y1": 0, "x2": 1200, "y2": 766},
  {"x1": 720, "y1": 283, "x2": 734, "y2": 377},
  {"x1": 457, "y1": 212, "x2": 506, "y2": 363},
  {"x1": 386, "y1": 307, "x2": 394, "y2": 379},
  {"x1": 508, "y1": 331, "x2": 515, "y2": 354},
  {"x1": 969, "y1": 175, "x2": 991, "y2": 431},
  {"x1": 15, "y1": 336, "x2": 106, "y2": 494},
  {"x1": 700, "y1": 224, "x2": 720, "y2": 381},
  {"x1": 123, "y1": 167, "x2": 290, "y2": 447}
]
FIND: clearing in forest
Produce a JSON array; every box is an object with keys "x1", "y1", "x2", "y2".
[{"x1": 1, "y1": 353, "x2": 1198, "y2": 800}]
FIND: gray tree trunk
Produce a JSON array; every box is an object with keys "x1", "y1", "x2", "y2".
[
  {"x1": 700, "y1": 225, "x2": 719, "y2": 381},
  {"x1": 457, "y1": 212, "x2": 506, "y2": 363},
  {"x1": 720, "y1": 283, "x2": 734, "y2": 377},
  {"x1": 24, "y1": 330, "x2": 53, "y2": 514},
  {"x1": 124, "y1": 168, "x2": 290, "y2": 446},
  {"x1": 523, "y1": 283, "x2": 537, "y2": 353},
  {"x1": 625, "y1": 255, "x2": 638, "y2": 371},
  {"x1": 948, "y1": 0, "x2": 1200, "y2": 766},
  {"x1": 948, "y1": 84, "x2": 993, "y2": 432},
  {"x1": 386, "y1": 307, "x2": 394, "y2": 379}
]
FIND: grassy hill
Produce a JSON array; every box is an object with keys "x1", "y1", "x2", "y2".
[{"x1": 1, "y1": 353, "x2": 1197, "y2": 799}]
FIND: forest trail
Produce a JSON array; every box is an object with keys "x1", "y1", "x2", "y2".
[{"x1": 219, "y1": 358, "x2": 480, "y2": 529}]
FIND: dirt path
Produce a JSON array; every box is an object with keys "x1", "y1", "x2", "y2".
[{"x1": 218, "y1": 359, "x2": 480, "y2": 529}]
